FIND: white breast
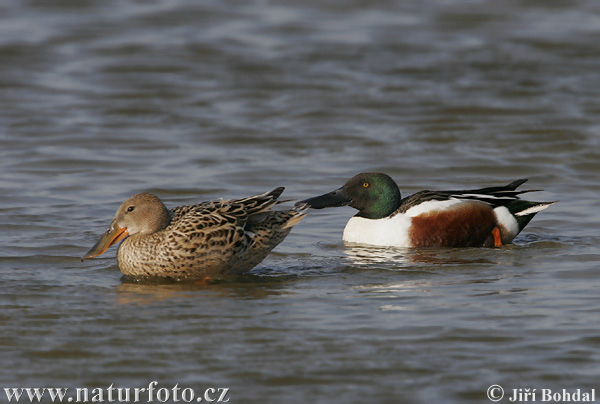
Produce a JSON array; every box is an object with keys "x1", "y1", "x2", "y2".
[
  {"x1": 493, "y1": 206, "x2": 519, "y2": 243},
  {"x1": 342, "y1": 214, "x2": 413, "y2": 247}
]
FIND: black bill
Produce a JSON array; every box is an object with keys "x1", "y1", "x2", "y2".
[{"x1": 295, "y1": 187, "x2": 351, "y2": 209}]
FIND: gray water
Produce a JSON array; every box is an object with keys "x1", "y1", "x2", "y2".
[{"x1": 1, "y1": 1, "x2": 600, "y2": 403}]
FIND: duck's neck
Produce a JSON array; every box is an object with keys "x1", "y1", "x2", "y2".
[{"x1": 356, "y1": 191, "x2": 402, "y2": 219}]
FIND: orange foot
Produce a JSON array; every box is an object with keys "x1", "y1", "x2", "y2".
[{"x1": 491, "y1": 227, "x2": 502, "y2": 247}]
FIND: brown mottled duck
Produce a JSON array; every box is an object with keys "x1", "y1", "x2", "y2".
[{"x1": 82, "y1": 187, "x2": 306, "y2": 279}]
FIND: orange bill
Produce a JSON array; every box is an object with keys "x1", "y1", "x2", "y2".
[{"x1": 81, "y1": 222, "x2": 129, "y2": 260}]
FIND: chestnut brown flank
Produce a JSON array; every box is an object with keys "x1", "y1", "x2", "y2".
[{"x1": 409, "y1": 202, "x2": 497, "y2": 247}]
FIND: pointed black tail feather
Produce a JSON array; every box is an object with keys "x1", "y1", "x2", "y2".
[
  {"x1": 465, "y1": 178, "x2": 528, "y2": 195},
  {"x1": 447, "y1": 178, "x2": 552, "y2": 208},
  {"x1": 505, "y1": 178, "x2": 528, "y2": 190}
]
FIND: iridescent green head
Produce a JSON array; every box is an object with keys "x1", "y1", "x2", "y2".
[{"x1": 299, "y1": 172, "x2": 402, "y2": 219}]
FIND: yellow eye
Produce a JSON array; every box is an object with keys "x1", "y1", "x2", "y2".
[{"x1": 362, "y1": 182, "x2": 369, "y2": 188}]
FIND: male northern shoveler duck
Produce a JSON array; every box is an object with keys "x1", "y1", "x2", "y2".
[
  {"x1": 82, "y1": 188, "x2": 307, "y2": 278},
  {"x1": 298, "y1": 173, "x2": 556, "y2": 248}
]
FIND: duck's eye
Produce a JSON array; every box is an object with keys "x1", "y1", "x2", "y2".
[
  {"x1": 362, "y1": 182, "x2": 370, "y2": 188},
  {"x1": 127, "y1": 206, "x2": 135, "y2": 212}
]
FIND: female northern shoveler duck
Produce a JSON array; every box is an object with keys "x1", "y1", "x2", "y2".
[
  {"x1": 298, "y1": 173, "x2": 556, "y2": 248},
  {"x1": 82, "y1": 188, "x2": 307, "y2": 278}
]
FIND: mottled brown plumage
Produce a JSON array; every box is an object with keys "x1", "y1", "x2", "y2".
[{"x1": 83, "y1": 188, "x2": 307, "y2": 279}]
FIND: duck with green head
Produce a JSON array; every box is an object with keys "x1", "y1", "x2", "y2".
[{"x1": 298, "y1": 173, "x2": 556, "y2": 248}]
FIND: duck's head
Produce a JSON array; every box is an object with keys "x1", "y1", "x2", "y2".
[
  {"x1": 82, "y1": 193, "x2": 170, "y2": 260},
  {"x1": 298, "y1": 173, "x2": 402, "y2": 219}
]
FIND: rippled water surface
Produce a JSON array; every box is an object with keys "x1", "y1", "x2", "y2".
[{"x1": 2, "y1": 1, "x2": 600, "y2": 403}]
